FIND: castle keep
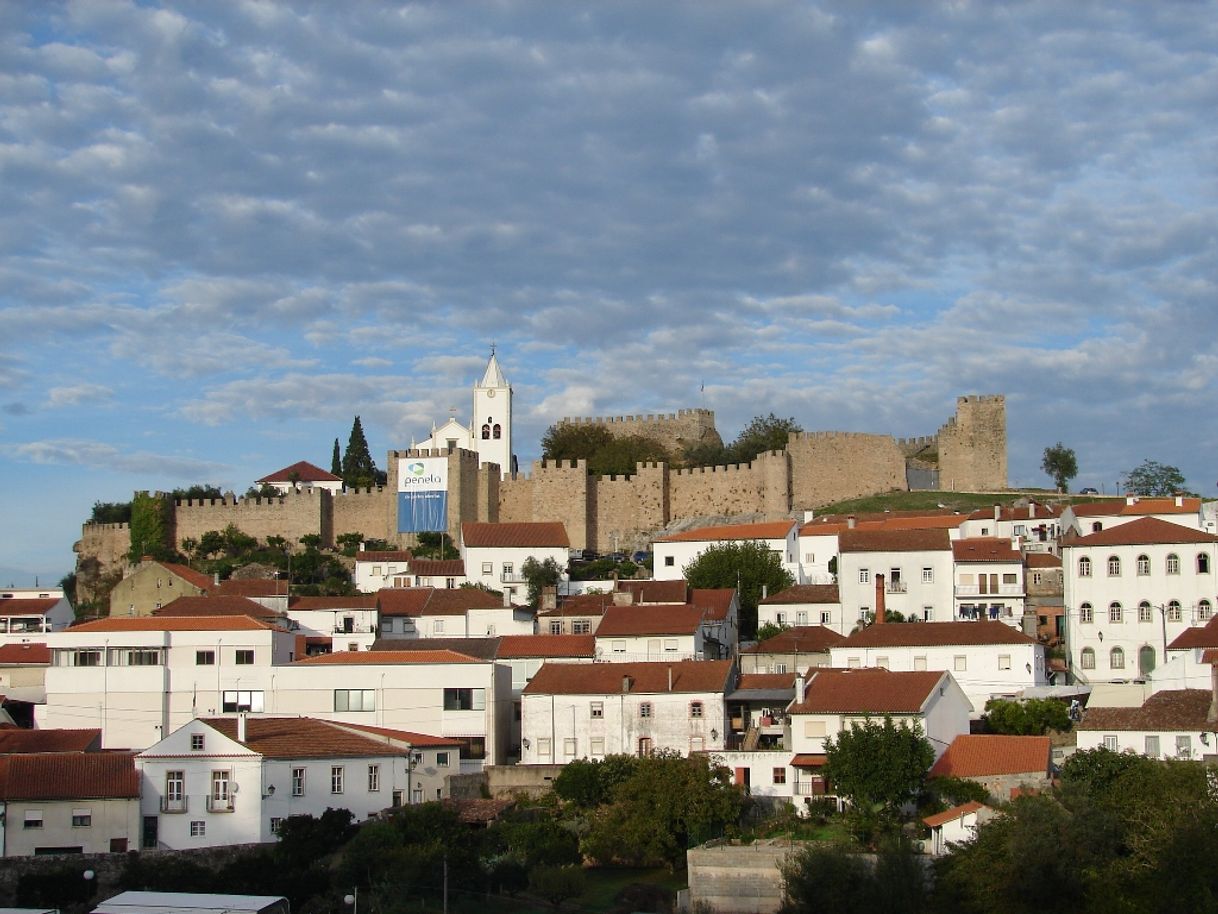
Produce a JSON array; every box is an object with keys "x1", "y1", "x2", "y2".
[{"x1": 76, "y1": 396, "x2": 1006, "y2": 580}]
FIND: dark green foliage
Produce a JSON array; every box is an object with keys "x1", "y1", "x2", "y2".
[
  {"x1": 299, "y1": 533, "x2": 322, "y2": 551},
  {"x1": 824, "y1": 717, "x2": 934, "y2": 816},
  {"x1": 90, "y1": 500, "x2": 132, "y2": 523},
  {"x1": 542, "y1": 423, "x2": 614, "y2": 462},
  {"x1": 245, "y1": 484, "x2": 282, "y2": 499},
  {"x1": 170, "y1": 484, "x2": 225, "y2": 500},
  {"x1": 222, "y1": 522, "x2": 258, "y2": 555},
  {"x1": 331, "y1": 437, "x2": 342, "y2": 476},
  {"x1": 569, "y1": 556, "x2": 636, "y2": 580},
  {"x1": 780, "y1": 839, "x2": 928, "y2": 914},
  {"x1": 1124, "y1": 459, "x2": 1189, "y2": 496},
  {"x1": 541, "y1": 422, "x2": 671, "y2": 476},
  {"x1": 925, "y1": 776, "x2": 991, "y2": 809},
  {"x1": 522, "y1": 556, "x2": 563, "y2": 607},
  {"x1": 681, "y1": 439, "x2": 729, "y2": 467},
  {"x1": 554, "y1": 755, "x2": 641, "y2": 808},
  {"x1": 755, "y1": 621, "x2": 787, "y2": 642},
  {"x1": 488, "y1": 816, "x2": 581, "y2": 868},
  {"x1": 682, "y1": 539, "x2": 795, "y2": 638},
  {"x1": 528, "y1": 864, "x2": 586, "y2": 905},
  {"x1": 1040, "y1": 443, "x2": 1078, "y2": 492},
  {"x1": 58, "y1": 571, "x2": 77, "y2": 609},
  {"x1": 413, "y1": 531, "x2": 459, "y2": 559},
  {"x1": 1058, "y1": 746, "x2": 1150, "y2": 796},
  {"x1": 983, "y1": 698, "x2": 1072, "y2": 735},
  {"x1": 16, "y1": 863, "x2": 102, "y2": 909},
  {"x1": 336, "y1": 531, "x2": 365, "y2": 557},
  {"x1": 341, "y1": 415, "x2": 380, "y2": 489},
  {"x1": 276, "y1": 808, "x2": 357, "y2": 867},
  {"x1": 196, "y1": 529, "x2": 226, "y2": 559},
  {"x1": 128, "y1": 491, "x2": 173, "y2": 562},
  {"x1": 727, "y1": 413, "x2": 802, "y2": 463}
]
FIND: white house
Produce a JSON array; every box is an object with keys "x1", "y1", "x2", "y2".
[
  {"x1": 738, "y1": 626, "x2": 844, "y2": 675},
  {"x1": 593, "y1": 605, "x2": 706, "y2": 662},
  {"x1": 377, "y1": 587, "x2": 534, "y2": 639},
  {"x1": 1061, "y1": 496, "x2": 1204, "y2": 537},
  {"x1": 757, "y1": 585, "x2": 843, "y2": 633},
  {"x1": 460, "y1": 522, "x2": 570, "y2": 602},
  {"x1": 959, "y1": 503, "x2": 1062, "y2": 549},
  {"x1": 1061, "y1": 517, "x2": 1218, "y2": 683},
  {"x1": 785, "y1": 668, "x2": 972, "y2": 796},
  {"x1": 836, "y1": 528, "x2": 955, "y2": 625},
  {"x1": 0, "y1": 752, "x2": 139, "y2": 856},
  {"x1": 354, "y1": 550, "x2": 415, "y2": 592},
  {"x1": 286, "y1": 595, "x2": 380, "y2": 652},
  {"x1": 795, "y1": 520, "x2": 842, "y2": 585},
  {"x1": 951, "y1": 538, "x2": 1027, "y2": 625},
  {"x1": 828, "y1": 620, "x2": 1045, "y2": 717},
  {"x1": 520, "y1": 659, "x2": 734, "y2": 762},
  {"x1": 922, "y1": 801, "x2": 994, "y2": 857},
  {"x1": 135, "y1": 716, "x2": 461, "y2": 849},
  {"x1": 412, "y1": 351, "x2": 515, "y2": 477},
  {"x1": 0, "y1": 587, "x2": 75, "y2": 641},
  {"x1": 653, "y1": 521, "x2": 799, "y2": 583},
  {"x1": 1075, "y1": 688, "x2": 1218, "y2": 760},
  {"x1": 254, "y1": 460, "x2": 343, "y2": 494}
]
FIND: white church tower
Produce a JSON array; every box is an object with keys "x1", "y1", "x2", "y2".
[{"x1": 413, "y1": 350, "x2": 515, "y2": 478}]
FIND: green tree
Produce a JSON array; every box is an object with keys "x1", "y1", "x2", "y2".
[
  {"x1": 780, "y1": 839, "x2": 928, "y2": 914},
  {"x1": 681, "y1": 439, "x2": 729, "y2": 467},
  {"x1": 341, "y1": 415, "x2": 380, "y2": 489},
  {"x1": 823, "y1": 717, "x2": 934, "y2": 817},
  {"x1": 170, "y1": 484, "x2": 224, "y2": 501},
  {"x1": 682, "y1": 539, "x2": 795, "y2": 638},
  {"x1": 331, "y1": 437, "x2": 342, "y2": 476},
  {"x1": 554, "y1": 755, "x2": 640, "y2": 808},
  {"x1": 983, "y1": 698, "x2": 1072, "y2": 735},
  {"x1": 541, "y1": 423, "x2": 615, "y2": 463},
  {"x1": 1040, "y1": 442, "x2": 1077, "y2": 493},
  {"x1": 414, "y1": 531, "x2": 459, "y2": 560},
  {"x1": 128, "y1": 491, "x2": 173, "y2": 563},
  {"x1": 1058, "y1": 746, "x2": 1151, "y2": 797},
  {"x1": 727, "y1": 413, "x2": 802, "y2": 463},
  {"x1": 527, "y1": 865, "x2": 586, "y2": 906},
  {"x1": 336, "y1": 532, "x2": 365, "y2": 557},
  {"x1": 521, "y1": 556, "x2": 562, "y2": 607},
  {"x1": 1124, "y1": 459, "x2": 1188, "y2": 496},
  {"x1": 90, "y1": 500, "x2": 132, "y2": 523},
  {"x1": 540, "y1": 422, "x2": 670, "y2": 476}
]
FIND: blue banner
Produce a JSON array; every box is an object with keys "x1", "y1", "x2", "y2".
[{"x1": 397, "y1": 491, "x2": 448, "y2": 533}]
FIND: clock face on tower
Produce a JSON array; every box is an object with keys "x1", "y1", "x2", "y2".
[{"x1": 487, "y1": 389, "x2": 496, "y2": 398}]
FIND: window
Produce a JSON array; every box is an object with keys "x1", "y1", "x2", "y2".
[
  {"x1": 1177, "y1": 735, "x2": 1193, "y2": 758},
  {"x1": 1109, "y1": 602, "x2": 1123, "y2": 624},
  {"x1": 1201, "y1": 553, "x2": 1212, "y2": 574},
  {"x1": 690, "y1": 701, "x2": 704, "y2": 718},
  {"x1": 859, "y1": 568, "x2": 870, "y2": 584},
  {"x1": 270, "y1": 817, "x2": 283, "y2": 835},
  {"x1": 572, "y1": 619, "x2": 591, "y2": 634},
  {"x1": 331, "y1": 766, "x2": 344, "y2": 794},
  {"x1": 821, "y1": 611, "x2": 832, "y2": 624},
  {"x1": 664, "y1": 639, "x2": 678, "y2": 653},
  {"x1": 443, "y1": 688, "x2": 486, "y2": 711},
  {"x1": 796, "y1": 611, "x2": 808, "y2": 625},
  {"x1": 537, "y1": 738, "x2": 552, "y2": 758},
  {"x1": 292, "y1": 768, "x2": 305, "y2": 797},
  {"x1": 1201, "y1": 600, "x2": 1214, "y2": 621},
  {"x1": 913, "y1": 656, "x2": 927, "y2": 671},
  {"x1": 23, "y1": 811, "x2": 42, "y2": 830},
  {"x1": 1167, "y1": 553, "x2": 1180, "y2": 575},
  {"x1": 772, "y1": 767, "x2": 787, "y2": 785},
  {"x1": 774, "y1": 662, "x2": 788, "y2": 674},
  {"x1": 563, "y1": 738, "x2": 577, "y2": 757},
  {"x1": 590, "y1": 701, "x2": 604, "y2": 719},
  {"x1": 166, "y1": 771, "x2": 185, "y2": 804},
  {"x1": 876, "y1": 656, "x2": 890, "y2": 670},
  {"x1": 367, "y1": 765, "x2": 380, "y2": 792},
  {"x1": 590, "y1": 737, "x2": 605, "y2": 756},
  {"x1": 211, "y1": 770, "x2": 230, "y2": 802},
  {"x1": 381, "y1": 619, "x2": 393, "y2": 631},
  {"x1": 196, "y1": 650, "x2": 215, "y2": 665},
  {"x1": 502, "y1": 562, "x2": 514, "y2": 576},
  {"x1": 223, "y1": 690, "x2": 264, "y2": 713},
  {"x1": 776, "y1": 611, "x2": 787, "y2": 626},
  {"x1": 549, "y1": 620, "x2": 563, "y2": 635},
  {"x1": 1078, "y1": 557, "x2": 1092, "y2": 577},
  {"x1": 1107, "y1": 556, "x2": 1121, "y2": 576},
  {"x1": 334, "y1": 689, "x2": 376, "y2": 712},
  {"x1": 612, "y1": 640, "x2": 626, "y2": 654},
  {"x1": 998, "y1": 654, "x2": 1011, "y2": 670},
  {"x1": 1110, "y1": 647, "x2": 1125, "y2": 669},
  {"x1": 639, "y1": 703, "x2": 653, "y2": 718},
  {"x1": 1139, "y1": 601, "x2": 1153, "y2": 623},
  {"x1": 1145, "y1": 735, "x2": 1160, "y2": 757},
  {"x1": 1168, "y1": 600, "x2": 1183, "y2": 622},
  {"x1": 847, "y1": 657, "x2": 861, "y2": 669},
  {"x1": 1103, "y1": 735, "x2": 1118, "y2": 751},
  {"x1": 436, "y1": 752, "x2": 450, "y2": 767},
  {"x1": 1092, "y1": 522, "x2": 1103, "y2": 533},
  {"x1": 481, "y1": 562, "x2": 492, "y2": 575},
  {"x1": 1002, "y1": 573, "x2": 1017, "y2": 585},
  {"x1": 1081, "y1": 647, "x2": 1096, "y2": 669},
  {"x1": 922, "y1": 567, "x2": 934, "y2": 584},
  {"x1": 234, "y1": 649, "x2": 254, "y2": 665},
  {"x1": 664, "y1": 556, "x2": 675, "y2": 567},
  {"x1": 190, "y1": 821, "x2": 206, "y2": 837},
  {"x1": 804, "y1": 720, "x2": 827, "y2": 738},
  {"x1": 434, "y1": 619, "x2": 445, "y2": 634},
  {"x1": 72, "y1": 809, "x2": 92, "y2": 828},
  {"x1": 1137, "y1": 554, "x2": 1151, "y2": 575},
  {"x1": 115, "y1": 648, "x2": 161, "y2": 666},
  {"x1": 1033, "y1": 571, "x2": 1043, "y2": 585},
  {"x1": 689, "y1": 736, "x2": 704, "y2": 752},
  {"x1": 954, "y1": 655, "x2": 967, "y2": 672},
  {"x1": 191, "y1": 734, "x2": 205, "y2": 752},
  {"x1": 1079, "y1": 603, "x2": 1094, "y2": 624}
]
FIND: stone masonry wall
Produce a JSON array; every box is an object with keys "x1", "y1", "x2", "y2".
[
  {"x1": 592, "y1": 462, "x2": 669, "y2": 554},
  {"x1": 787, "y1": 431, "x2": 907, "y2": 510},
  {"x1": 669, "y1": 450, "x2": 790, "y2": 521},
  {"x1": 332, "y1": 486, "x2": 395, "y2": 546},
  {"x1": 172, "y1": 490, "x2": 329, "y2": 551},
  {"x1": 938, "y1": 394, "x2": 1007, "y2": 492},
  {"x1": 525, "y1": 460, "x2": 591, "y2": 552},
  {"x1": 557, "y1": 407, "x2": 723, "y2": 452}
]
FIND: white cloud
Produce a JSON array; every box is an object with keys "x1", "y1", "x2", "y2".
[
  {"x1": 47, "y1": 383, "x2": 113, "y2": 407},
  {"x1": 7, "y1": 439, "x2": 230, "y2": 479}
]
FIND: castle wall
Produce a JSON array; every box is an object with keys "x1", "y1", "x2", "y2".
[
  {"x1": 75, "y1": 523, "x2": 132, "y2": 604},
  {"x1": 557, "y1": 408, "x2": 723, "y2": 452},
  {"x1": 509, "y1": 460, "x2": 591, "y2": 552},
  {"x1": 498, "y1": 475, "x2": 534, "y2": 525},
  {"x1": 331, "y1": 487, "x2": 395, "y2": 546},
  {"x1": 477, "y1": 464, "x2": 501, "y2": 524},
  {"x1": 669, "y1": 451, "x2": 790, "y2": 521},
  {"x1": 938, "y1": 395, "x2": 1007, "y2": 492},
  {"x1": 592, "y1": 462, "x2": 669, "y2": 553},
  {"x1": 390, "y1": 448, "x2": 487, "y2": 544},
  {"x1": 172, "y1": 491, "x2": 329, "y2": 550},
  {"x1": 786, "y1": 432, "x2": 907, "y2": 509}
]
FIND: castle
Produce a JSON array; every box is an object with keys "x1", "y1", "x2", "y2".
[{"x1": 75, "y1": 361, "x2": 1006, "y2": 596}]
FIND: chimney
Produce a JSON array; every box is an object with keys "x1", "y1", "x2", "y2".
[
  {"x1": 237, "y1": 712, "x2": 247, "y2": 743},
  {"x1": 1126, "y1": 495, "x2": 1137, "y2": 506},
  {"x1": 794, "y1": 672, "x2": 805, "y2": 703},
  {"x1": 502, "y1": 588, "x2": 511, "y2": 608},
  {"x1": 541, "y1": 586, "x2": 557, "y2": 612},
  {"x1": 1176, "y1": 495, "x2": 1184, "y2": 507},
  {"x1": 761, "y1": 584, "x2": 768, "y2": 600},
  {"x1": 612, "y1": 590, "x2": 634, "y2": 606},
  {"x1": 213, "y1": 572, "x2": 221, "y2": 586},
  {"x1": 668, "y1": 666, "x2": 673, "y2": 691},
  {"x1": 847, "y1": 515, "x2": 856, "y2": 530},
  {"x1": 621, "y1": 675, "x2": 632, "y2": 694},
  {"x1": 874, "y1": 573, "x2": 886, "y2": 625},
  {"x1": 993, "y1": 504, "x2": 1001, "y2": 523}
]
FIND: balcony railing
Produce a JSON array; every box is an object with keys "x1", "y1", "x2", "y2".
[
  {"x1": 206, "y1": 796, "x2": 235, "y2": 813},
  {"x1": 501, "y1": 571, "x2": 526, "y2": 584},
  {"x1": 332, "y1": 624, "x2": 375, "y2": 634},
  {"x1": 793, "y1": 780, "x2": 826, "y2": 796},
  {"x1": 160, "y1": 796, "x2": 188, "y2": 814},
  {"x1": 886, "y1": 581, "x2": 908, "y2": 594},
  {"x1": 955, "y1": 584, "x2": 1023, "y2": 596}
]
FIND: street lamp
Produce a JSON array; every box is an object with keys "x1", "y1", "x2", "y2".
[{"x1": 344, "y1": 888, "x2": 358, "y2": 914}]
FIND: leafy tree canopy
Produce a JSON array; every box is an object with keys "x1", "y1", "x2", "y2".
[
  {"x1": 413, "y1": 531, "x2": 458, "y2": 559},
  {"x1": 727, "y1": 413, "x2": 802, "y2": 463},
  {"x1": 521, "y1": 556, "x2": 562, "y2": 607},
  {"x1": 1040, "y1": 442, "x2": 1078, "y2": 492},
  {"x1": 983, "y1": 698, "x2": 1072, "y2": 735},
  {"x1": 90, "y1": 500, "x2": 132, "y2": 524},
  {"x1": 330, "y1": 437, "x2": 342, "y2": 476},
  {"x1": 128, "y1": 492, "x2": 173, "y2": 563},
  {"x1": 540, "y1": 422, "x2": 671, "y2": 476},
  {"x1": 341, "y1": 415, "x2": 381, "y2": 489},
  {"x1": 823, "y1": 716, "x2": 934, "y2": 815},
  {"x1": 1124, "y1": 458, "x2": 1189, "y2": 496},
  {"x1": 170, "y1": 484, "x2": 225, "y2": 501},
  {"x1": 683, "y1": 539, "x2": 794, "y2": 638}
]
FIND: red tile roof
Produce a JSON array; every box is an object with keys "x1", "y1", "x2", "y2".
[
  {"x1": 923, "y1": 800, "x2": 989, "y2": 828},
  {"x1": 543, "y1": 593, "x2": 614, "y2": 617},
  {"x1": 522, "y1": 659, "x2": 734, "y2": 696},
  {"x1": 462, "y1": 522, "x2": 569, "y2": 548},
  {"x1": 0, "y1": 643, "x2": 51, "y2": 664},
  {"x1": 789, "y1": 753, "x2": 828, "y2": 767},
  {"x1": 836, "y1": 620, "x2": 1036, "y2": 648},
  {"x1": 595, "y1": 604, "x2": 705, "y2": 637},
  {"x1": 496, "y1": 635, "x2": 596, "y2": 658},
  {"x1": 690, "y1": 588, "x2": 736, "y2": 621},
  {"x1": 1167, "y1": 616, "x2": 1218, "y2": 650},
  {"x1": 202, "y1": 717, "x2": 434, "y2": 758},
  {"x1": 154, "y1": 595, "x2": 283, "y2": 620},
  {"x1": 331, "y1": 721, "x2": 462, "y2": 747},
  {"x1": 618, "y1": 580, "x2": 689, "y2": 603},
  {"x1": 256, "y1": 460, "x2": 342, "y2": 484},
  {"x1": 378, "y1": 587, "x2": 509, "y2": 617},
  {"x1": 1024, "y1": 553, "x2": 1062, "y2": 568},
  {"x1": 68, "y1": 616, "x2": 280, "y2": 633},
  {"x1": 151, "y1": 562, "x2": 215, "y2": 592},
  {"x1": 293, "y1": 649, "x2": 481, "y2": 665},
  {"x1": 965, "y1": 504, "x2": 1062, "y2": 522},
  {"x1": 657, "y1": 521, "x2": 795, "y2": 543},
  {"x1": 0, "y1": 752, "x2": 138, "y2": 799},
  {"x1": 952, "y1": 538, "x2": 1022, "y2": 563},
  {"x1": 1065, "y1": 516, "x2": 1218, "y2": 547},
  {"x1": 408, "y1": 559, "x2": 466, "y2": 577},
  {"x1": 789, "y1": 668, "x2": 946, "y2": 714},
  {"x1": 1071, "y1": 497, "x2": 1201, "y2": 518},
  {"x1": 928, "y1": 734, "x2": 1051, "y2": 778},
  {"x1": 839, "y1": 528, "x2": 952, "y2": 553},
  {"x1": 1077, "y1": 689, "x2": 1213, "y2": 731},
  {"x1": 760, "y1": 584, "x2": 840, "y2": 605},
  {"x1": 0, "y1": 598, "x2": 61, "y2": 617},
  {"x1": 0, "y1": 728, "x2": 101, "y2": 753},
  {"x1": 289, "y1": 595, "x2": 379, "y2": 610},
  {"x1": 214, "y1": 578, "x2": 289, "y2": 598},
  {"x1": 742, "y1": 626, "x2": 845, "y2": 654}
]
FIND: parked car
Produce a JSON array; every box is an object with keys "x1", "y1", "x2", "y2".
[{"x1": 1079, "y1": 487, "x2": 1098, "y2": 495}]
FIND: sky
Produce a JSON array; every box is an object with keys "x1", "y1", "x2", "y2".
[{"x1": 2, "y1": 1, "x2": 1216, "y2": 586}]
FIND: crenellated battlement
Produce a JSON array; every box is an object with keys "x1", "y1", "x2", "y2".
[
  {"x1": 82, "y1": 522, "x2": 130, "y2": 532},
  {"x1": 559, "y1": 408, "x2": 714, "y2": 425}
]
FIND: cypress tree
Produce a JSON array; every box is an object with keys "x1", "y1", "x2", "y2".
[
  {"x1": 330, "y1": 438, "x2": 342, "y2": 476},
  {"x1": 341, "y1": 416, "x2": 378, "y2": 489}
]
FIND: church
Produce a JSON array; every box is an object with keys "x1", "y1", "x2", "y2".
[{"x1": 412, "y1": 350, "x2": 516, "y2": 477}]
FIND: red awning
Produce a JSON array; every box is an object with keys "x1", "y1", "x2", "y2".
[{"x1": 790, "y1": 754, "x2": 827, "y2": 768}]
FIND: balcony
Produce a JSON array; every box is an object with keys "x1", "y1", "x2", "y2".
[
  {"x1": 160, "y1": 796, "x2": 188, "y2": 814},
  {"x1": 793, "y1": 780, "x2": 826, "y2": 796},
  {"x1": 501, "y1": 571, "x2": 526, "y2": 584},
  {"x1": 332, "y1": 624, "x2": 375, "y2": 634},
  {"x1": 955, "y1": 584, "x2": 1023, "y2": 597},
  {"x1": 886, "y1": 581, "x2": 908, "y2": 594},
  {"x1": 206, "y1": 796, "x2": 235, "y2": 813}
]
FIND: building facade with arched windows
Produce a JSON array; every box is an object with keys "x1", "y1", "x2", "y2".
[
  {"x1": 1062, "y1": 517, "x2": 1218, "y2": 684},
  {"x1": 413, "y1": 351, "x2": 515, "y2": 478}
]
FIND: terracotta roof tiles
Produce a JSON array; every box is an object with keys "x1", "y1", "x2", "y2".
[
  {"x1": 0, "y1": 598, "x2": 61, "y2": 617},
  {"x1": 1077, "y1": 689, "x2": 1213, "y2": 732},
  {"x1": 461, "y1": 522, "x2": 569, "y2": 548},
  {"x1": 839, "y1": 528, "x2": 952, "y2": 553},
  {"x1": 203, "y1": 717, "x2": 427, "y2": 758},
  {"x1": 0, "y1": 643, "x2": 51, "y2": 664},
  {"x1": 522, "y1": 659, "x2": 733, "y2": 696},
  {"x1": 928, "y1": 734, "x2": 1051, "y2": 778},
  {"x1": 154, "y1": 596, "x2": 283, "y2": 620},
  {"x1": 214, "y1": 579, "x2": 289, "y2": 598},
  {"x1": 256, "y1": 460, "x2": 342, "y2": 484},
  {"x1": 408, "y1": 559, "x2": 466, "y2": 577},
  {"x1": 1065, "y1": 516, "x2": 1218, "y2": 547},
  {"x1": 952, "y1": 538, "x2": 1022, "y2": 563},
  {"x1": 789, "y1": 668, "x2": 946, "y2": 714},
  {"x1": 0, "y1": 728, "x2": 101, "y2": 753},
  {"x1": 595, "y1": 604, "x2": 705, "y2": 637},
  {"x1": 152, "y1": 562, "x2": 216, "y2": 592},
  {"x1": 760, "y1": 585, "x2": 840, "y2": 605},
  {"x1": 68, "y1": 616, "x2": 279, "y2": 633},
  {"x1": 293, "y1": 649, "x2": 481, "y2": 665},
  {"x1": 1024, "y1": 553, "x2": 1062, "y2": 568},
  {"x1": 496, "y1": 635, "x2": 596, "y2": 658},
  {"x1": 618, "y1": 580, "x2": 689, "y2": 603},
  {"x1": 0, "y1": 752, "x2": 138, "y2": 799},
  {"x1": 657, "y1": 521, "x2": 795, "y2": 543},
  {"x1": 923, "y1": 800, "x2": 989, "y2": 828},
  {"x1": 377, "y1": 587, "x2": 508, "y2": 617},
  {"x1": 836, "y1": 620, "x2": 1036, "y2": 649},
  {"x1": 742, "y1": 625, "x2": 845, "y2": 654}
]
